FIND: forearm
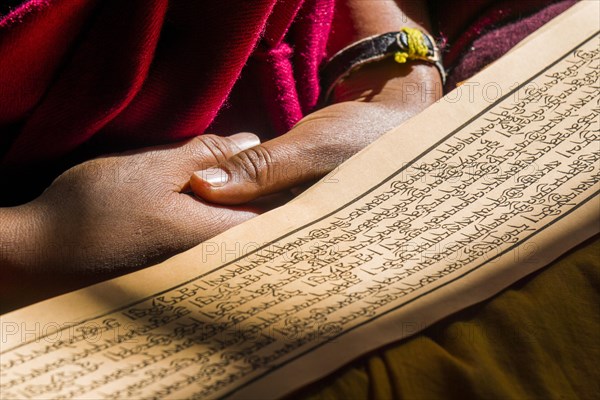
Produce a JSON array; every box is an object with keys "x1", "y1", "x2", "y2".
[
  {"x1": 296, "y1": 61, "x2": 440, "y2": 149},
  {"x1": 260, "y1": 65, "x2": 439, "y2": 195}
]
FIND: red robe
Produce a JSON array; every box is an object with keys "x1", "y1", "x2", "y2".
[{"x1": 0, "y1": 0, "x2": 574, "y2": 204}]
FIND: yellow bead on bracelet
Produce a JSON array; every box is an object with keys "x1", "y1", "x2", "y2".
[{"x1": 394, "y1": 27, "x2": 430, "y2": 64}]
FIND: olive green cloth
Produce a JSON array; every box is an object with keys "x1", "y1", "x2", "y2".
[{"x1": 294, "y1": 236, "x2": 600, "y2": 399}]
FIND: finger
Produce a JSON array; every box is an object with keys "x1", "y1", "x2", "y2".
[
  {"x1": 174, "y1": 193, "x2": 260, "y2": 244},
  {"x1": 189, "y1": 132, "x2": 339, "y2": 205},
  {"x1": 178, "y1": 132, "x2": 261, "y2": 192},
  {"x1": 184, "y1": 132, "x2": 261, "y2": 170}
]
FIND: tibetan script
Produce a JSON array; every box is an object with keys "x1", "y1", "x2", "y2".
[{"x1": 1, "y1": 3, "x2": 599, "y2": 399}]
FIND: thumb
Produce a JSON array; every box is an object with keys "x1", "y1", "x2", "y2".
[
  {"x1": 190, "y1": 138, "x2": 333, "y2": 205},
  {"x1": 175, "y1": 132, "x2": 261, "y2": 192},
  {"x1": 182, "y1": 132, "x2": 262, "y2": 171}
]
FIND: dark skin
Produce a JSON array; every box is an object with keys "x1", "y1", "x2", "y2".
[{"x1": 0, "y1": 0, "x2": 442, "y2": 310}]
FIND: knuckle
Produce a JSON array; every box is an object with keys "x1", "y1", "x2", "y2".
[
  {"x1": 194, "y1": 134, "x2": 232, "y2": 165},
  {"x1": 229, "y1": 146, "x2": 275, "y2": 186}
]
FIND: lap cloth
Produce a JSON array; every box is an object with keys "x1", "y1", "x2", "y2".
[{"x1": 295, "y1": 237, "x2": 599, "y2": 399}]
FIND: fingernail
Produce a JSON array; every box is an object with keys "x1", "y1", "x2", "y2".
[
  {"x1": 194, "y1": 167, "x2": 229, "y2": 187},
  {"x1": 229, "y1": 132, "x2": 260, "y2": 151}
]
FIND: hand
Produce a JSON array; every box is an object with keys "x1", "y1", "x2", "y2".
[
  {"x1": 1, "y1": 133, "x2": 264, "y2": 308},
  {"x1": 190, "y1": 60, "x2": 442, "y2": 205},
  {"x1": 189, "y1": 0, "x2": 441, "y2": 205}
]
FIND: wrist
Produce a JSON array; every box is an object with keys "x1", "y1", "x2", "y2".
[{"x1": 331, "y1": 57, "x2": 443, "y2": 107}]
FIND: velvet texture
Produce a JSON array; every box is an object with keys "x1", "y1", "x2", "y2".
[
  {"x1": 0, "y1": 0, "x2": 569, "y2": 205},
  {"x1": 0, "y1": 0, "x2": 334, "y2": 204}
]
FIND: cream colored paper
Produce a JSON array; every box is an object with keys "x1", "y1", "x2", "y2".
[{"x1": 1, "y1": 3, "x2": 599, "y2": 399}]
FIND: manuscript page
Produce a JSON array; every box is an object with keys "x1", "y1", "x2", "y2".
[{"x1": 1, "y1": 2, "x2": 599, "y2": 399}]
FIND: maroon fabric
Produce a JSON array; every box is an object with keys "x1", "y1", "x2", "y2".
[
  {"x1": 434, "y1": 1, "x2": 538, "y2": 65},
  {"x1": 0, "y1": 0, "x2": 335, "y2": 162},
  {"x1": 209, "y1": 0, "x2": 335, "y2": 140},
  {"x1": 430, "y1": 0, "x2": 577, "y2": 81},
  {"x1": 445, "y1": 0, "x2": 578, "y2": 88},
  {"x1": 0, "y1": 0, "x2": 334, "y2": 204},
  {"x1": 1, "y1": 0, "x2": 272, "y2": 167},
  {"x1": 0, "y1": 0, "x2": 576, "y2": 205}
]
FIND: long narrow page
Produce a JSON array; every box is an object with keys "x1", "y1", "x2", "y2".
[{"x1": 1, "y1": 3, "x2": 599, "y2": 399}]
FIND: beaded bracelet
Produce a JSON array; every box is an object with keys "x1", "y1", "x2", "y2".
[{"x1": 320, "y1": 27, "x2": 446, "y2": 105}]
